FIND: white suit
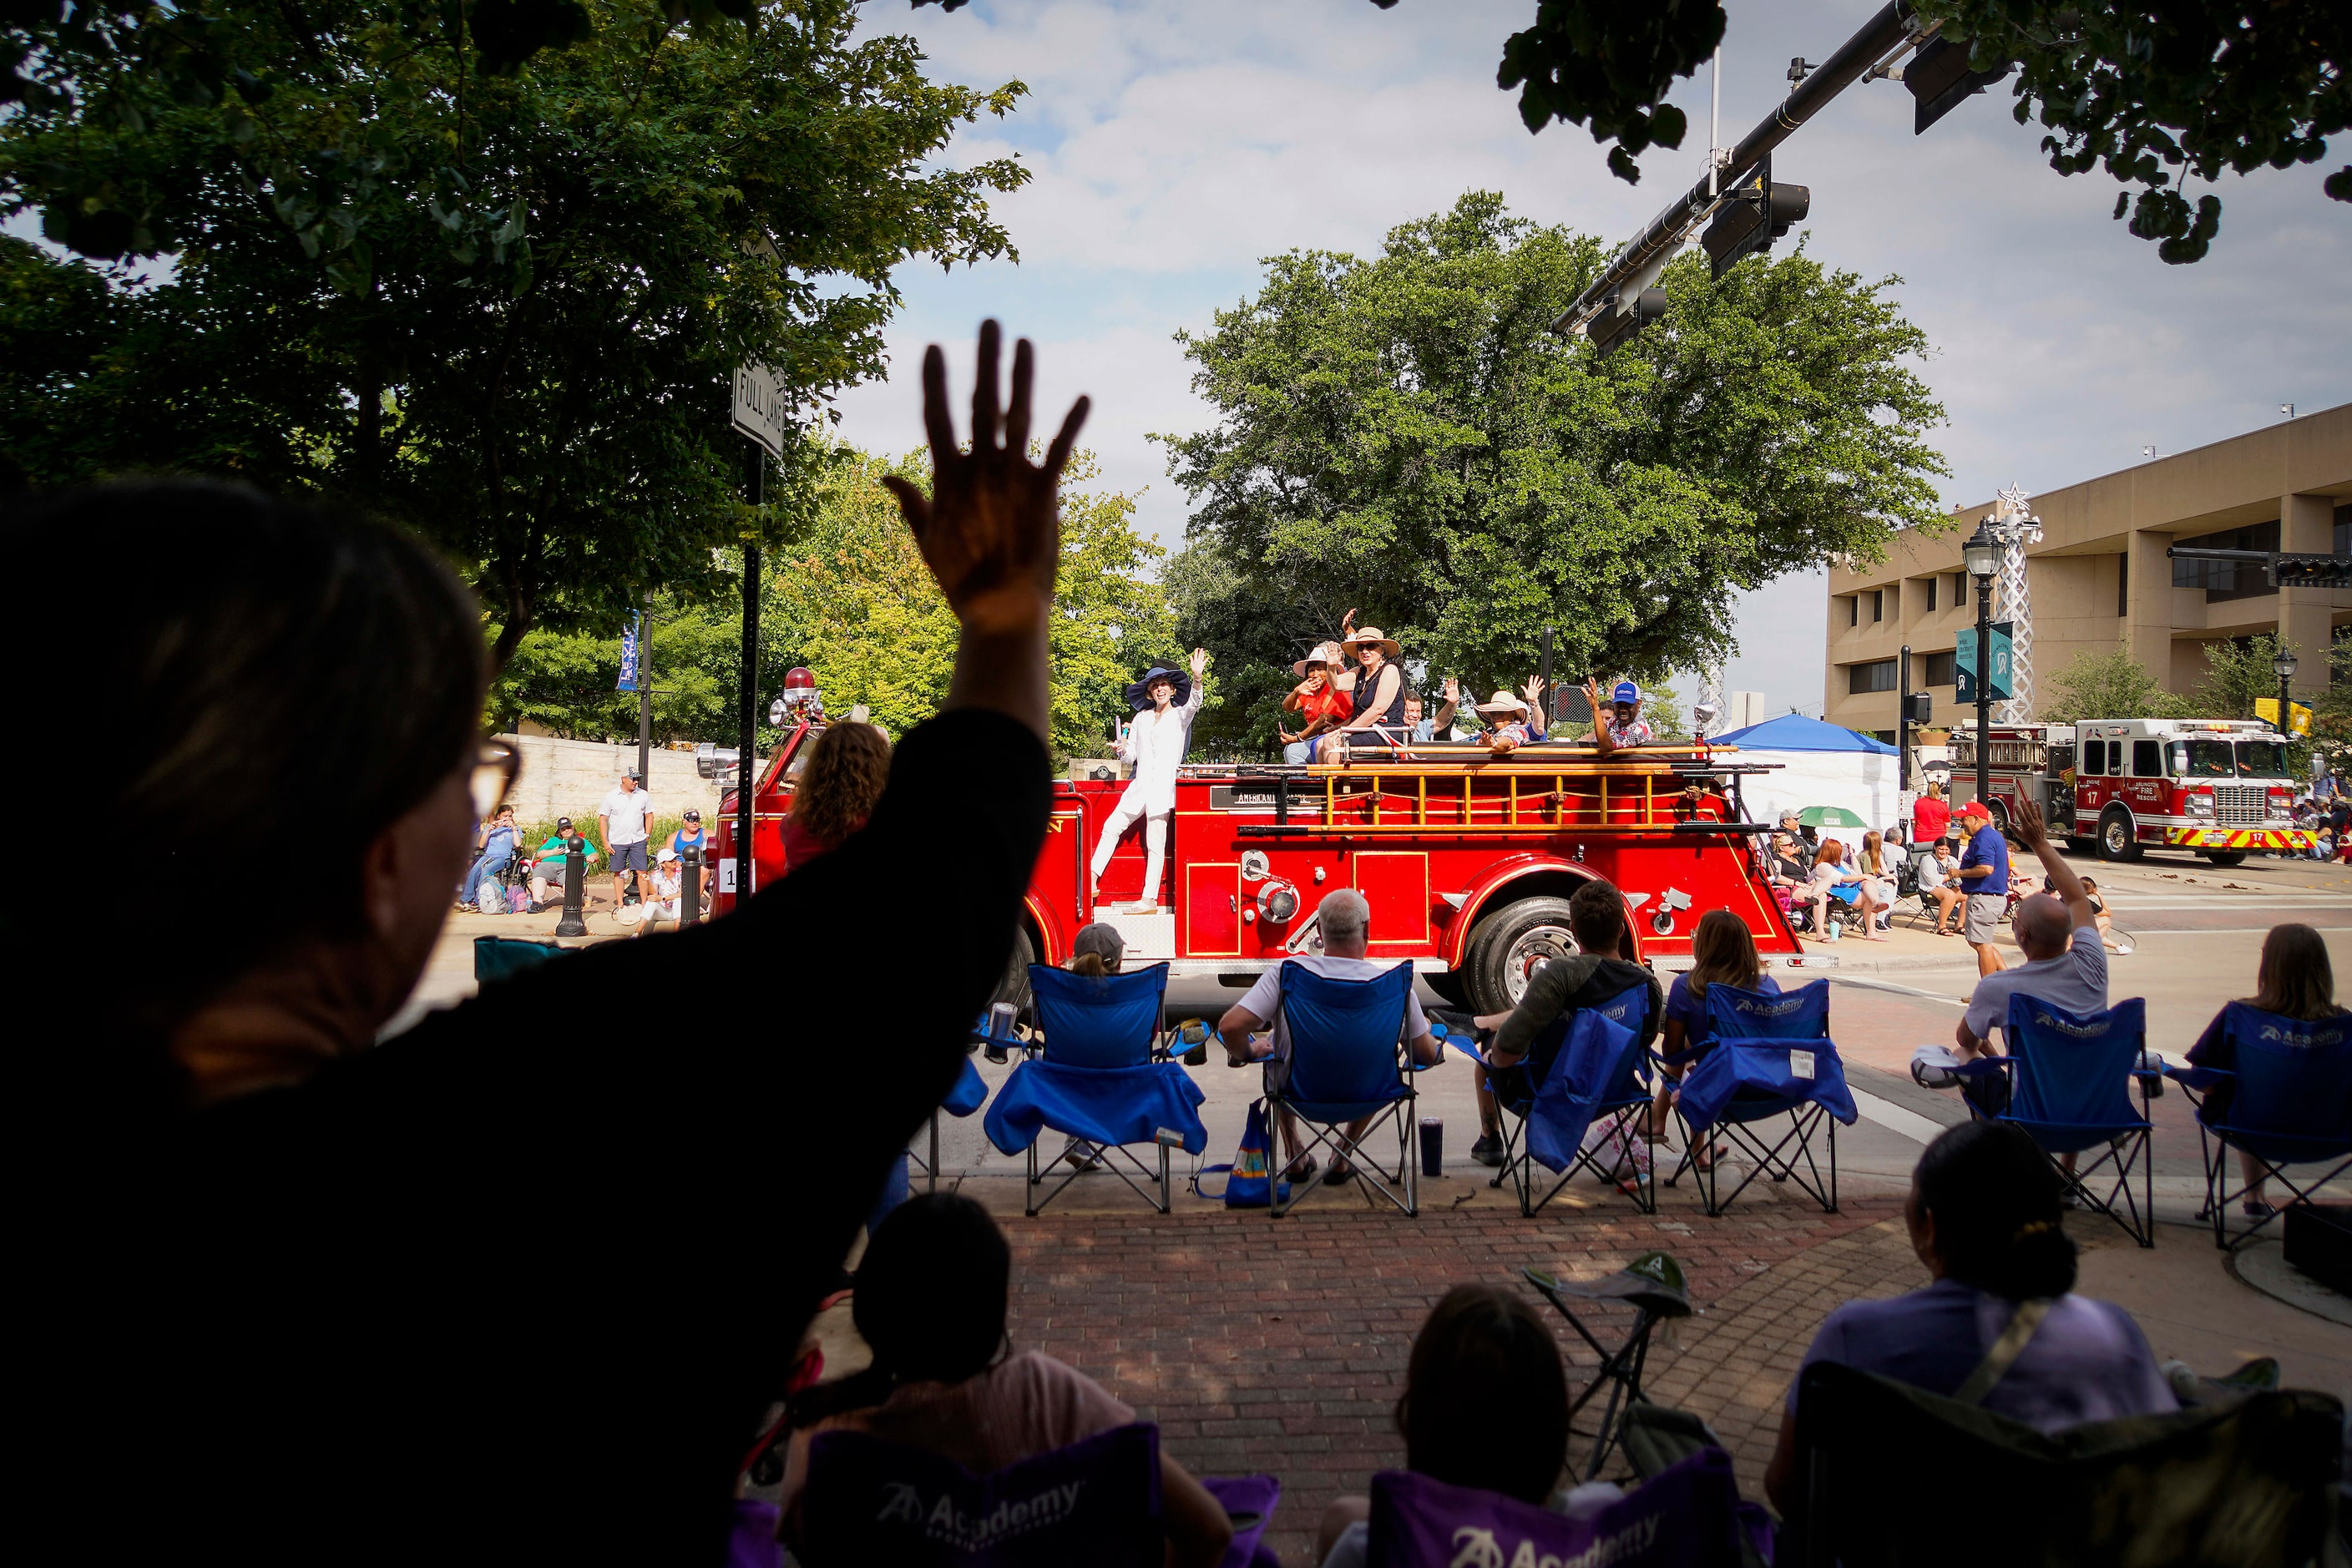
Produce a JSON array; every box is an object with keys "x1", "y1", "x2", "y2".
[{"x1": 1090, "y1": 678, "x2": 1203, "y2": 906}]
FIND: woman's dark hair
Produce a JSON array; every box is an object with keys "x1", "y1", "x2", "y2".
[
  {"x1": 794, "y1": 1192, "x2": 1010, "y2": 1424},
  {"x1": 2248, "y1": 923, "x2": 2340, "y2": 1022},
  {"x1": 1913, "y1": 1121, "x2": 2076, "y2": 1300},
  {"x1": 6, "y1": 481, "x2": 484, "y2": 1089},
  {"x1": 791, "y1": 721, "x2": 891, "y2": 849},
  {"x1": 1395, "y1": 1285, "x2": 1568, "y2": 1505}
]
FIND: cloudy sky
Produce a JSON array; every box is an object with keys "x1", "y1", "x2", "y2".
[{"x1": 833, "y1": 0, "x2": 2351, "y2": 716}]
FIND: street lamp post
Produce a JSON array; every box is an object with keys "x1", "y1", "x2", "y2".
[
  {"x1": 1963, "y1": 522, "x2": 2002, "y2": 812},
  {"x1": 2274, "y1": 647, "x2": 2299, "y2": 736}
]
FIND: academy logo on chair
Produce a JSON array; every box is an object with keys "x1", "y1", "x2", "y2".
[
  {"x1": 873, "y1": 1479, "x2": 1088, "y2": 1550},
  {"x1": 1730, "y1": 993, "x2": 1807, "y2": 1019}
]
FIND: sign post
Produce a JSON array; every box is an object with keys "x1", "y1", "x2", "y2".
[{"x1": 731, "y1": 364, "x2": 787, "y2": 909}]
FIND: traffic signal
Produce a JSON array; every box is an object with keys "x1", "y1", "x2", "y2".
[
  {"x1": 1903, "y1": 691, "x2": 1932, "y2": 726},
  {"x1": 1702, "y1": 156, "x2": 1810, "y2": 280},
  {"x1": 1586, "y1": 286, "x2": 1668, "y2": 355},
  {"x1": 2270, "y1": 554, "x2": 2352, "y2": 589},
  {"x1": 1905, "y1": 33, "x2": 2012, "y2": 136}
]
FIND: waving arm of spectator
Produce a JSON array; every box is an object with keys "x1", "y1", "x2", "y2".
[{"x1": 2014, "y1": 800, "x2": 2096, "y2": 930}]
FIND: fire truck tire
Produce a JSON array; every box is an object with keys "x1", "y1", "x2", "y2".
[
  {"x1": 2097, "y1": 806, "x2": 2142, "y2": 862},
  {"x1": 1465, "y1": 897, "x2": 1581, "y2": 1015},
  {"x1": 1424, "y1": 971, "x2": 1469, "y2": 1007},
  {"x1": 2200, "y1": 851, "x2": 2248, "y2": 867},
  {"x1": 991, "y1": 925, "x2": 1036, "y2": 1023}
]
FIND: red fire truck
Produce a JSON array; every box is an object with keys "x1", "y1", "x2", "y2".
[
  {"x1": 1954, "y1": 717, "x2": 2309, "y2": 866},
  {"x1": 713, "y1": 718, "x2": 1818, "y2": 1013}
]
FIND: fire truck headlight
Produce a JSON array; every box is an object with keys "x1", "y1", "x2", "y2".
[
  {"x1": 2187, "y1": 793, "x2": 2213, "y2": 817},
  {"x1": 1257, "y1": 880, "x2": 1299, "y2": 924}
]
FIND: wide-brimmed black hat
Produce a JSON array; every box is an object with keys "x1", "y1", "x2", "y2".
[{"x1": 1125, "y1": 665, "x2": 1193, "y2": 711}]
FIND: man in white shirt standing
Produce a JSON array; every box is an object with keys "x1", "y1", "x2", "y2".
[
  {"x1": 1088, "y1": 647, "x2": 1208, "y2": 913},
  {"x1": 598, "y1": 768, "x2": 655, "y2": 915}
]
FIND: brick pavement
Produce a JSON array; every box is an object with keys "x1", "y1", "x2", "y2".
[{"x1": 991, "y1": 1191, "x2": 1912, "y2": 1565}]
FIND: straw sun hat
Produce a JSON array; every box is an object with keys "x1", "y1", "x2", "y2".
[
  {"x1": 1472, "y1": 690, "x2": 1530, "y2": 719},
  {"x1": 1342, "y1": 625, "x2": 1400, "y2": 657}
]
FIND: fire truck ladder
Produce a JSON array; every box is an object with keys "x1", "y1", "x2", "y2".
[{"x1": 1232, "y1": 751, "x2": 1783, "y2": 839}]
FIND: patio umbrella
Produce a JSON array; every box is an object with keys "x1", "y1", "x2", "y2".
[{"x1": 1796, "y1": 805, "x2": 1870, "y2": 828}]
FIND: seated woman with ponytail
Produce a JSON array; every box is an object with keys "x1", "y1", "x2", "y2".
[
  {"x1": 1763, "y1": 1121, "x2": 2174, "y2": 1515},
  {"x1": 781, "y1": 1193, "x2": 1234, "y2": 1568}
]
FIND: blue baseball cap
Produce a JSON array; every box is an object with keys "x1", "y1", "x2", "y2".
[{"x1": 1611, "y1": 681, "x2": 1641, "y2": 705}]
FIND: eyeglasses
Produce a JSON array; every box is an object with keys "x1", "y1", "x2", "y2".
[{"x1": 470, "y1": 738, "x2": 521, "y2": 821}]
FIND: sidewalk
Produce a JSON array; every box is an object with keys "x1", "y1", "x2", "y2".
[{"x1": 797, "y1": 1176, "x2": 2350, "y2": 1566}]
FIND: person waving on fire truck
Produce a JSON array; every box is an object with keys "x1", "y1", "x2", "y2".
[
  {"x1": 1582, "y1": 679, "x2": 1654, "y2": 756},
  {"x1": 1090, "y1": 647, "x2": 1209, "y2": 912}
]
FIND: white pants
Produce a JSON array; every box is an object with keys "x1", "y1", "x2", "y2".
[{"x1": 1090, "y1": 794, "x2": 1169, "y2": 907}]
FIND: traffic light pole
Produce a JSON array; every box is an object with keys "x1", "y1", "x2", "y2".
[{"x1": 1553, "y1": 0, "x2": 1918, "y2": 336}]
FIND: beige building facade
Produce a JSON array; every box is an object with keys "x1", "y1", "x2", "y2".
[{"x1": 1824, "y1": 403, "x2": 2352, "y2": 738}]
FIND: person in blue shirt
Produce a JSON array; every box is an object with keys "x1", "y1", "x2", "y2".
[
  {"x1": 1954, "y1": 799, "x2": 2012, "y2": 977},
  {"x1": 459, "y1": 803, "x2": 519, "y2": 911}
]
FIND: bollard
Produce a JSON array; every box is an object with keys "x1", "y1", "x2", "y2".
[
  {"x1": 554, "y1": 834, "x2": 589, "y2": 938},
  {"x1": 680, "y1": 842, "x2": 702, "y2": 926}
]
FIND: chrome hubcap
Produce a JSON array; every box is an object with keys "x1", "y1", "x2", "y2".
[{"x1": 1503, "y1": 924, "x2": 1579, "y2": 1006}]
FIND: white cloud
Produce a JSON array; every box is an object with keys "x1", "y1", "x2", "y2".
[{"x1": 837, "y1": 0, "x2": 2351, "y2": 705}]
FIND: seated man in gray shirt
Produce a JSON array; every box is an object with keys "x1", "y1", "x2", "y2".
[
  {"x1": 1955, "y1": 798, "x2": 2107, "y2": 1061},
  {"x1": 1953, "y1": 800, "x2": 2108, "y2": 1177}
]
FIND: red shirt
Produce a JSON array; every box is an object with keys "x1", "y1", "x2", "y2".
[
  {"x1": 1285, "y1": 681, "x2": 1351, "y2": 726},
  {"x1": 1911, "y1": 797, "x2": 1951, "y2": 844}
]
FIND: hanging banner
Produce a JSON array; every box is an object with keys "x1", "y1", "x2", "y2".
[
  {"x1": 1954, "y1": 621, "x2": 2013, "y2": 704},
  {"x1": 2253, "y1": 697, "x2": 2313, "y2": 736},
  {"x1": 617, "y1": 612, "x2": 641, "y2": 693}
]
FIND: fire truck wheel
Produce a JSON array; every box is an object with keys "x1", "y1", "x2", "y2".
[
  {"x1": 2200, "y1": 851, "x2": 2248, "y2": 867},
  {"x1": 1466, "y1": 897, "x2": 1581, "y2": 1015},
  {"x1": 991, "y1": 925, "x2": 1036, "y2": 1024},
  {"x1": 2097, "y1": 806, "x2": 2142, "y2": 862}
]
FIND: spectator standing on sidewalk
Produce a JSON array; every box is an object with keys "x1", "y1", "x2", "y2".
[
  {"x1": 1910, "y1": 777, "x2": 1951, "y2": 848},
  {"x1": 1955, "y1": 800, "x2": 2012, "y2": 975},
  {"x1": 599, "y1": 768, "x2": 653, "y2": 912}
]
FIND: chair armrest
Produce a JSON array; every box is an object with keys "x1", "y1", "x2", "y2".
[{"x1": 2162, "y1": 1063, "x2": 2233, "y2": 1091}]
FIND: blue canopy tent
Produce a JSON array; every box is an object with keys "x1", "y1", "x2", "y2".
[{"x1": 1708, "y1": 713, "x2": 1899, "y2": 832}]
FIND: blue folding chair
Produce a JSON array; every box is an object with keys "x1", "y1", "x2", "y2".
[
  {"x1": 1968, "y1": 996, "x2": 2157, "y2": 1247},
  {"x1": 1668, "y1": 981, "x2": 1854, "y2": 1216},
  {"x1": 909, "y1": 1055, "x2": 992, "y2": 1195},
  {"x1": 1264, "y1": 960, "x2": 1420, "y2": 1218},
  {"x1": 2167, "y1": 1002, "x2": 2352, "y2": 1251},
  {"x1": 1469, "y1": 983, "x2": 1657, "y2": 1216},
  {"x1": 982, "y1": 963, "x2": 1207, "y2": 1216}
]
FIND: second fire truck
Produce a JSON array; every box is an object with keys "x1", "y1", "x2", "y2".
[{"x1": 1955, "y1": 716, "x2": 2309, "y2": 866}]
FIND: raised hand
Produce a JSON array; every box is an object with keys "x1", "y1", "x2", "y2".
[
  {"x1": 1521, "y1": 675, "x2": 1546, "y2": 709},
  {"x1": 881, "y1": 320, "x2": 1089, "y2": 635},
  {"x1": 1442, "y1": 675, "x2": 1459, "y2": 703},
  {"x1": 1340, "y1": 608, "x2": 1358, "y2": 636},
  {"x1": 2015, "y1": 799, "x2": 2046, "y2": 845},
  {"x1": 1188, "y1": 647, "x2": 1209, "y2": 680}
]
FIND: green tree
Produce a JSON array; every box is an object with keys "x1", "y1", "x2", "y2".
[
  {"x1": 489, "y1": 594, "x2": 741, "y2": 743},
  {"x1": 2040, "y1": 645, "x2": 2195, "y2": 723},
  {"x1": 1156, "y1": 191, "x2": 1945, "y2": 756},
  {"x1": 0, "y1": 0, "x2": 1028, "y2": 662}
]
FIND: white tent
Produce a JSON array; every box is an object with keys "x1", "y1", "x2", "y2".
[{"x1": 1711, "y1": 714, "x2": 1904, "y2": 835}]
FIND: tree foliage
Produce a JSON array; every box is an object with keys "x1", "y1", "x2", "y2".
[
  {"x1": 2039, "y1": 645, "x2": 2196, "y2": 723},
  {"x1": 493, "y1": 446, "x2": 1178, "y2": 763},
  {"x1": 1916, "y1": 0, "x2": 2350, "y2": 262},
  {"x1": 0, "y1": 0, "x2": 1028, "y2": 661},
  {"x1": 1156, "y1": 191, "x2": 1946, "y2": 757}
]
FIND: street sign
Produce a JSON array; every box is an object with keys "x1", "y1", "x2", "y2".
[
  {"x1": 1955, "y1": 621, "x2": 2013, "y2": 703},
  {"x1": 2255, "y1": 697, "x2": 2314, "y2": 736},
  {"x1": 731, "y1": 362, "x2": 788, "y2": 460},
  {"x1": 617, "y1": 612, "x2": 640, "y2": 693}
]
